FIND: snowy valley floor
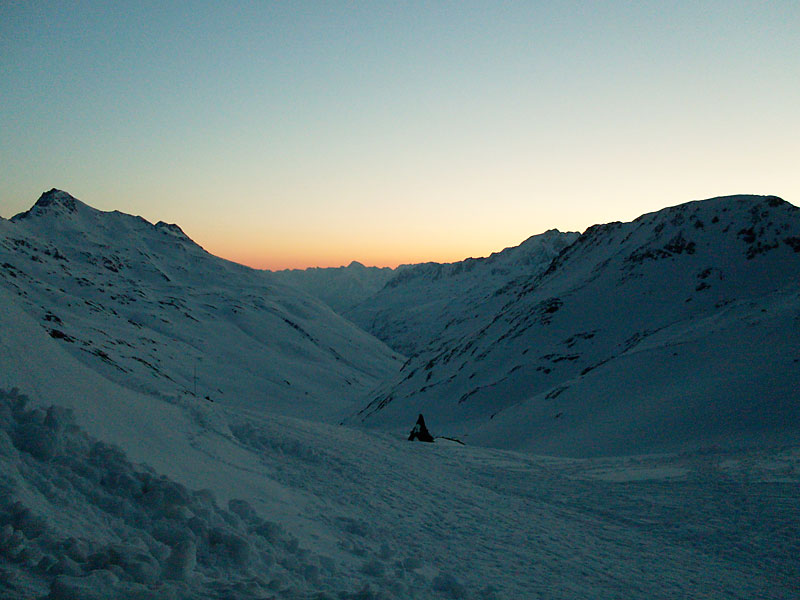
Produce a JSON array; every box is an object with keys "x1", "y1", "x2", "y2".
[{"x1": 1, "y1": 388, "x2": 798, "y2": 599}]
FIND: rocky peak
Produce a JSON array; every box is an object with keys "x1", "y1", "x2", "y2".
[
  {"x1": 34, "y1": 188, "x2": 84, "y2": 213},
  {"x1": 11, "y1": 189, "x2": 85, "y2": 222},
  {"x1": 155, "y1": 221, "x2": 191, "y2": 241}
]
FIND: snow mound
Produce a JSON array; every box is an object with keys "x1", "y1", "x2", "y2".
[
  {"x1": 0, "y1": 389, "x2": 415, "y2": 599},
  {"x1": 3, "y1": 387, "x2": 799, "y2": 599}
]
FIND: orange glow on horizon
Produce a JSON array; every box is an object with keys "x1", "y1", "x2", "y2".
[
  {"x1": 200, "y1": 233, "x2": 521, "y2": 272},
  {"x1": 189, "y1": 211, "x2": 554, "y2": 271},
  {"x1": 212, "y1": 247, "x2": 486, "y2": 272}
]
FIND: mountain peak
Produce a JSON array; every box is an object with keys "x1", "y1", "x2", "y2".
[
  {"x1": 34, "y1": 189, "x2": 80, "y2": 212},
  {"x1": 12, "y1": 189, "x2": 89, "y2": 222},
  {"x1": 155, "y1": 220, "x2": 190, "y2": 240}
]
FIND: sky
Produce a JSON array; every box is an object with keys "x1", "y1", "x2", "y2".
[{"x1": 1, "y1": 1, "x2": 798, "y2": 270}]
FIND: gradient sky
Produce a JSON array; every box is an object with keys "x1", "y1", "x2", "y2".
[{"x1": 2, "y1": 1, "x2": 798, "y2": 269}]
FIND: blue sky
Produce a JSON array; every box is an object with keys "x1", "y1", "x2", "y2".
[{"x1": 2, "y1": 1, "x2": 798, "y2": 268}]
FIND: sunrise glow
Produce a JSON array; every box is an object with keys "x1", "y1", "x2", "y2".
[{"x1": 2, "y1": 2, "x2": 798, "y2": 269}]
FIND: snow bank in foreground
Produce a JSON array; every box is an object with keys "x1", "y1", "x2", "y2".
[
  {"x1": 0, "y1": 389, "x2": 414, "y2": 599},
  {"x1": 2, "y1": 386, "x2": 799, "y2": 599}
]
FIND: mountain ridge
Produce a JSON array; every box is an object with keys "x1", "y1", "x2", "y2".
[
  {"x1": 351, "y1": 194, "x2": 800, "y2": 456},
  {"x1": 1, "y1": 189, "x2": 798, "y2": 598},
  {"x1": 345, "y1": 228, "x2": 580, "y2": 355},
  {"x1": 0, "y1": 189, "x2": 401, "y2": 421},
  {"x1": 265, "y1": 260, "x2": 399, "y2": 314},
  {"x1": 3, "y1": 189, "x2": 797, "y2": 456},
  {"x1": 13, "y1": 188, "x2": 84, "y2": 217}
]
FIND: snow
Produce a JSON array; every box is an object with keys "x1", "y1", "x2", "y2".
[
  {"x1": 345, "y1": 229, "x2": 579, "y2": 355},
  {"x1": 1, "y1": 387, "x2": 798, "y2": 598},
  {"x1": 1, "y1": 190, "x2": 799, "y2": 598},
  {"x1": 266, "y1": 261, "x2": 398, "y2": 314},
  {"x1": 1, "y1": 190, "x2": 401, "y2": 422},
  {"x1": 354, "y1": 195, "x2": 800, "y2": 456}
]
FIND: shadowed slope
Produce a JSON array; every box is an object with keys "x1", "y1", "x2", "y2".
[{"x1": 353, "y1": 195, "x2": 800, "y2": 456}]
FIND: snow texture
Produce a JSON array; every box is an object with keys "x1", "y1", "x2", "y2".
[
  {"x1": 1, "y1": 388, "x2": 798, "y2": 599},
  {"x1": 1, "y1": 190, "x2": 799, "y2": 598},
  {"x1": 345, "y1": 229, "x2": 579, "y2": 355},
  {"x1": 1, "y1": 189, "x2": 401, "y2": 422},
  {"x1": 354, "y1": 195, "x2": 800, "y2": 456}
]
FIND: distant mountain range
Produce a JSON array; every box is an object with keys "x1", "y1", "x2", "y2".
[
  {"x1": 266, "y1": 260, "x2": 397, "y2": 314},
  {"x1": 344, "y1": 229, "x2": 579, "y2": 355},
  {"x1": 2, "y1": 189, "x2": 798, "y2": 456}
]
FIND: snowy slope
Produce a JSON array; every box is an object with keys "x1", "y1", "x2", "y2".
[
  {"x1": 345, "y1": 229, "x2": 579, "y2": 355},
  {"x1": 353, "y1": 195, "x2": 800, "y2": 456},
  {"x1": 3, "y1": 381, "x2": 799, "y2": 599},
  {"x1": 0, "y1": 190, "x2": 401, "y2": 421},
  {"x1": 266, "y1": 261, "x2": 398, "y2": 314},
  {"x1": 1, "y1": 191, "x2": 798, "y2": 599}
]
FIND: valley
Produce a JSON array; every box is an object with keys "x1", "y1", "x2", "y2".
[{"x1": 1, "y1": 190, "x2": 798, "y2": 599}]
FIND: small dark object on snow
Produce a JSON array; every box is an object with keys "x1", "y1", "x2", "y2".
[{"x1": 408, "y1": 414, "x2": 434, "y2": 443}]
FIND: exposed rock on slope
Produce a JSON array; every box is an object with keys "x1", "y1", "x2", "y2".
[
  {"x1": 353, "y1": 195, "x2": 800, "y2": 456},
  {"x1": 0, "y1": 190, "x2": 401, "y2": 420},
  {"x1": 345, "y1": 229, "x2": 579, "y2": 355}
]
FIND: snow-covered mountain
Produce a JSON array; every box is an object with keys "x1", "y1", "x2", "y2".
[
  {"x1": 1, "y1": 190, "x2": 798, "y2": 599},
  {"x1": 353, "y1": 195, "x2": 800, "y2": 456},
  {"x1": 266, "y1": 261, "x2": 398, "y2": 314},
  {"x1": 0, "y1": 189, "x2": 401, "y2": 421},
  {"x1": 345, "y1": 229, "x2": 579, "y2": 355}
]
